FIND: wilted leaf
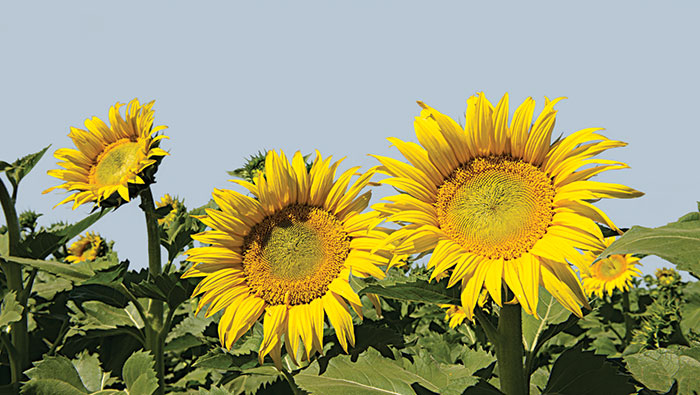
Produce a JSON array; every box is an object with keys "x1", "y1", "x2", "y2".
[
  {"x1": 122, "y1": 350, "x2": 158, "y2": 395},
  {"x1": 0, "y1": 291, "x2": 23, "y2": 328},
  {"x1": 360, "y1": 279, "x2": 461, "y2": 305},
  {"x1": 625, "y1": 348, "x2": 700, "y2": 394},
  {"x1": 295, "y1": 348, "x2": 430, "y2": 394},
  {"x1": 599, "y1": 209, "x2": 700, "y2": 277},
  {"x1": 542, "y1": 345, "x2": 635, "y2": 395}
]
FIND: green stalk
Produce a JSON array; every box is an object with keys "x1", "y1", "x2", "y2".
[
  {"x1": 0, "y1": 179, "x2": 28, "y2": 385},
  {"x1": 496, "y1": 303, "x2": 526, "y2": 395},
  {"x1": 139, "y1": 187, "x2": 165, "y2": 395},
  {"x1": 621, "y1": 292, "x2": 633, "y2": 345}
]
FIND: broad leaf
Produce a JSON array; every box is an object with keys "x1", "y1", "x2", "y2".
[
  {"x1": 129, "y1": 272, "x2": 196, "y2": 310},
  {"x1": 4, "y1": 254, "x2": 94, "y2": 282},
  {"x1": 407, "y1": 349, "x2": 495, "y2": 395},
  {"x1": 23, "y1": 355, "x2": 89, "y2": 394},
  {"x1": 295, "y1": 348, "x2": 431, "y2": 395},
  {"x1": 681, "y1": 281, "x2": 700, "y2": 337},
  {"x1": 360, "y1": 279, "x2": 461, "y2": 305},
  {"x1": 542, "y1": 345, "x2": 635, "y2": 394},
  {"x1": 625, "y1": 348, "x2": 700, "y2": 394},
  {"x1": 225, "y1": 366, "x2": 283, "y2": 395},
  {"x1": 122, "y1": 350, "x2": 158, "y2": 395},
  {"x1": 71, "y1": 352, "x2": 115, "y2": 393},
  {"x1": 0, "y1": 291, "x2": 23, "y2": 328},
  {"x1": 522, "y1": 287, "x2": 571, "y2": 352},
  {"x1": 599, "y1": 209, "x2": 700, "y2": 277}
]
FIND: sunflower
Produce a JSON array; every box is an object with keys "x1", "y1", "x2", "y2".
[
  {"x1": 441, "y1": 304, "x2": 468, "y2": 328},
  {"x1": 156, "y1": 193, "x2": 184, "y2": 226},
  {"x1": 580, "y1": 237, "x2": 641, "y2": 298},
  {"x1": 65, "y1": 231, "x2": 106, "y2": 263},
  {"x1": 372, "y1": 93, "x2": 643, "y2": 319},
  {"x1": 183, "y1": 150, "x2": 391, "y2": 368},
  {"x1": 44, "y1": 99, "x2": 169, "y2": 209},
  {"x1": 655, "y1": 267, "x2": 680, "y2": 287}
]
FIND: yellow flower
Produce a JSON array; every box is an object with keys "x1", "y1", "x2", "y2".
[
  {"x1": 655, "y1": 267, "x2": 678, "y2": 287},
  {"x1": 44, "y1": 99, "x2": 169, "y2": 209},
  {"x1": 441, "y1": 304, "x2": 468, "y2": 328},
  {"x1": 66, "y1": 231, "x2": 106, "y2": 263},
  {"x1": 156, "y1": 194, "x2": 184, "y2": 226},
  {"x1": 373, "y1": 93, "x2": 642, "y2": 319},
  {"x1": 580, "y1": 237, "x2": 641, "y2": 298},
  {"x1": 183, "y1": 150, "x2": 390, "y2": 368}
]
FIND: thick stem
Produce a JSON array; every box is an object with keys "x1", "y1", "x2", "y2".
[
  {"x1": 139, "y1": 187, "x2": 165, "y2": 395},
  {"x1": 496, "y1": 303, "x2": 526, "y2": 395},
  {"x1": 0, "y1": 179, "x2": 28, "y2": 384},
  {"x1": 621, "y1": 292, "x2": 633, "y2": 345}
]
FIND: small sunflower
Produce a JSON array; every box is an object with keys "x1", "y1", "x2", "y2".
[
  {"x1": 65, "y1": 231, "x2": 107, "y2": 263},
  {"x1": 44, "y1": 99, "x2": 169, "y2": 209},
  {"x1": 183, "y1": 150, "x2": 390, "y2": 368},
  {"x1": 156, "y1": 194, "x2": 185, "y2": 226},
  {"x1": 441, "y1": 304, "x2": 468, "y2": 328},
  {"x1": 580, "y1": 237, "x2": 641, "y2": 298},
  {"x1": 655, "y1": 267, "x2": 680, "y2": 287},
  {"x1": 373, "y1": 93, "x2": 643, "y2": 319}
]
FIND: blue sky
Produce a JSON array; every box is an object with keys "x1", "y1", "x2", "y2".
[{"x1": 1, "y1": 1, "x2": 698, "y2": 275}]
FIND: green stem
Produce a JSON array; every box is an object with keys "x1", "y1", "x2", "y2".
[
  {"x1": 621, "y1": 292, "x2": 633, "y2": 345},
  {"x1": 0, "y1": 179, "x2": 28, "y2": 385},
  {"x1": 281, "y1": 368, "x2": 302, "y2": 395},
  {"x1": 139, "y1": 187, "x2": 165, "y2": 395},
  {"x1": 474, "y1": 307, "x2": 498, "y2": 346},
  {"x1": 496, "y1": 303, "x2": 526, "y2": 395}
]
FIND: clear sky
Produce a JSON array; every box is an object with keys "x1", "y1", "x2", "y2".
[{"x1": 1, "y1": 1, "x2": 698, "y2": 276}]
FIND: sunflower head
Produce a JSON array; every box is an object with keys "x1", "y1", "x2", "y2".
[
  {"x1": 440, "y1": 304, "x2": 468, "y2": 329},
  {"x1": 183, "y1": 150, "x2": 390, "y2": 368},
  {"x1": 156, "y1": 194, "x2": 186, "y2": 227},
  {"x1": 66, "y1": 231, "x2": 108, "y2": 263},
  {"x1": 373, "y1": 92, "x2": 642, "y2": 320},
  {"x1": 655, "y1": 267, "x2": 680, "y2": 287},
  {"x1": 580, "y1": 237, "x2": 642, "y2": 298},
  {"x1": 44, "y1": 99, "x2": 169, "y2": 209}
]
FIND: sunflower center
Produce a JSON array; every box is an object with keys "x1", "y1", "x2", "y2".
[
  {"x1": 90, "y1": 139, "x2": 143, "y2": 186},
  {"x1": 242, "y1": 205, "x2": 350, "y2": 306},
  {"x1": 436, "y1": 155, "x2": 555, "y2": 260},
  {"x1": 595, "y1": 255, "x2": 627, "y2": 280}
]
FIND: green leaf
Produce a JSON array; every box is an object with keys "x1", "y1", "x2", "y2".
[
  {"x1": 225, "y1": 366, "x2": 283, "y2": 395},
  {"x1": 122, "y1": 350, "x2": 158, "y2": 395},
  {"x1": 3, "y1": 145, "x2": 50, "y2": 192},
  {"x1": 0, "y1": 291, "x2": 23, "y2": 328},
  {"x1": 295, "y1": 348, "x2": 431, "y2": 395},
  {"x1": 198, "y1": 386, "x2": 231, "y2": 395},
  {"x1": 4, "y1": 254, "x2": 94, "y2": 282},
  {"x1": 33, "y1": 271, "x2": 73, "y2": 299},
  {"x1": 23, "y1": 355, "x2": 89, "y2": 394},
  {"x1": 129, "y1": 272, "x2": 196, "y2": 310},
  {"x1": 407, "y1": 349, "x2": 495, "y2": 395},
  {"x1": 599, "y1": 210, "x2": 700, "y2": 276},
  {"x1": 360, "y1": 279, "x2": 461, "y2": 305},
  {"x1": 681, "y1": 281, "x2": 700, "y2": 337},
  {"x1": 542, "y1": 345, "x2": 635, "y2": 395},
  {"x1": 522, "y1": 287, "x2": 572, "y2": 353},
  {"x1": 19, "y1": 208, "x2": 112, "y2": 259},
  {"x1": 625, "y1": 348, "x2": 700, "y2": 394},
  {"x1": 71, "y1": 352, "x2": 115, "y2": 393}
]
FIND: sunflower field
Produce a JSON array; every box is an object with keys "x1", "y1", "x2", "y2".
[{"x1": 1, "y1": 94, "x2": 699, "y2": 395}]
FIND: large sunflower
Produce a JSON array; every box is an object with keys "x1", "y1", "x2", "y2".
[
  {"x1": 373, "y1": 93, "x2": 643, "y2": 319},
  {"x1": 44, "y1": 99, "x2": 169, "y2": 209},
  {"x1": 183, "y1": 150, "x2": 391, "y2": 368},
  {"x1": 580, "y1": 237, "x2": 641, "y2": 298}
]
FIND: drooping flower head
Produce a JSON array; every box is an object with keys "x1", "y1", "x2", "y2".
[
  {"x1": 580, "y1": 237, "x2": 641, "y2": 298},
  {"x1": 44, "y1": 99, "x2": 169, "y2": 209},
  {"x1": 183, "y1": 150, "x2": 391, "y2": 368},
  {"x1": 373, "y1": 93, "x2": 643, "y2": 319},
  {"x1": 65, "y1": 231, "x2": 107, "y2": 263}
]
